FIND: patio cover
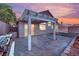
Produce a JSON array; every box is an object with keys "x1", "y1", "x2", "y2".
[{"x1": 20, "y1": 9, "x2": 57, "y2": 51}]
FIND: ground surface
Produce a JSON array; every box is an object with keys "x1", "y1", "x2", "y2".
[
  {"x1": 65, "y1": 36, "x2": 79, "y2": 56},
  {"x1": 14, "y1": 34, "x2": 73, "y2": 56}
]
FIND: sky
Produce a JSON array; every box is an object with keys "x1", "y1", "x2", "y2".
[{"x1": 7, "y1": 3, "x2": 79, "y2": 24}]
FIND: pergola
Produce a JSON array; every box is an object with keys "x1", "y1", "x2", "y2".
[{"x1": 20, "y1": 9, "x2": 57, "y2": 51}]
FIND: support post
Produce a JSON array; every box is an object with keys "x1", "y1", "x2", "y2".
[
  {"x1": 53, "y1": 22, "x2": 56, "y2": 40},
  {"x1": 46, "y1": 22, "x2": 48, "y2": 30},
  {"x1": 28, "y1": 16, "x2": 32, "y2": 51}
]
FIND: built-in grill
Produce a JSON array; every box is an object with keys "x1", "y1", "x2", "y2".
[{"x1": 0, "y1": 34, "x2": 12, "y2": 56}]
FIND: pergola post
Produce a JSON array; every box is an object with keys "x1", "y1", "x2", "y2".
[
  {"x1": 46, "y1": 22, "x2": 48, "y2": 30},
  {"x1": 53, "y1": 22, "x2": 56, "y2": 40},
  {"x1": 28, "y1": 16, "x2": 32, "y2": 51}
]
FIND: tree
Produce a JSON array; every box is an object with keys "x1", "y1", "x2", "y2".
[{"x1": 0, "y1": 3, "x2": 16, "y2": 25}]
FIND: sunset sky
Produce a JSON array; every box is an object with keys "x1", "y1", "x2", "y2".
[{"x1": 7, "y1": 3, "x2": 79, "y2": 24}]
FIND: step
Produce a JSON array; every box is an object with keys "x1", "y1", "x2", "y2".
[
  {"x1": 76, "y1": 39, "x2": 79, "y2": 41},
  {"x1": 0, "y1": 52, "x2": 4, "y2": 56},
  {"x1": 75, "y1": 41, "x2": 79, "y2": 45},
  {"x1": 73, "y1": 44, "x2": 79, "y2": 48}
]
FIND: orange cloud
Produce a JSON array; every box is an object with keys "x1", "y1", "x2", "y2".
[{"x1": 58, "y1": 18, "x2": 79, "y2": 24}]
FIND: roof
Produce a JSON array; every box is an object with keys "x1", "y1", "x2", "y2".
[
  {"x1": 39, "y1": 10, "x2": 54, "y2": 17},
  {"x1": 39, "y1": 10, "x2": 59, "y2": 24},
  {"x1": 20, "y1": 9, "x2": 58, "y2": 24}
]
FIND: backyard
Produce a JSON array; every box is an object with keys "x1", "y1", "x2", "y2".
[{"x1": 14, "y1": 34, "x2": 74, "y2": 56}]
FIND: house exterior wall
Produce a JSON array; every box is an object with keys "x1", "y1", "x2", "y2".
[
  {"x1": 34, "y1": 22, "x2": 53, "y2": 35},
  {"x1": 18, "y1": 22, "x2": 54, "y2": 38},
  {"x1": 0, "y1": 21, "x2": 8, "y2": 35},
  {"x1": 18, "y1": 22, "x2": 25, "y2": 37}
]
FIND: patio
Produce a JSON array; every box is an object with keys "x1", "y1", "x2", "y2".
[
  {"x1": 18, "y1": 9, "x2": 57, "y2": 51},
  {"x1": 14, "y1": 34, "x2": 73, "y2": 56}
]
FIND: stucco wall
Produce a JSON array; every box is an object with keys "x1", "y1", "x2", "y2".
[
  {"x1": 34, "y1": 23, "x2": 53, "y2": 35},
  {"x1": 0, "y1": 21, "x2": 8, "y2": 35},
  {"x1": 18, "y1": 22, "x2": 54, "y2": 37},
  {"x1": 18, "y1": 22, "x2": 25, "y2": 37}
]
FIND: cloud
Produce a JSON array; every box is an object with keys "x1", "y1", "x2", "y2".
[
  {"x1": 22, "y1": 3, "x2": 75, "y2": 18},
  {"x1": 7, "y1": 3, "x2": 79, "y2": 18},
  {"x1": 59, "y1": 18, "x2": 79, "y2": 24}
]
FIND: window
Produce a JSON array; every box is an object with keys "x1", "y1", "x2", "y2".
[
  {"x1": 25, "y1": 24, "x2": 35, "y2": 36},
  {"x1": 25, "y1": 24, "x2": 28, "y2": 36},
  {"x1": 48, "y1": 22, "x2": 51, "y2": 26},
  {"x1": 39, "y1": 23, "x2": 46, "y2": 30},
  {"x1": 51, "y1": 24, "x2": 58, "y2": 30},
  {"x1": 31, "y1": 24, "x2": 35, "y2": 35},
  {"x1": 51, "y1": 25, "x2": 54, "y2": 29},
  {"x1": 55, "y1": 25, "x2": 58, "y2": 30}
]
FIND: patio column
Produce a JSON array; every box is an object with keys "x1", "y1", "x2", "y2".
[
  {"x1": 53, "y1": 22, "x2": 56, "y2": 40},
  {"x1": 28, "y1": 16, "x2": 32, "y2": 51},
  {"x1": 46, "y1": 22, "x2": 48, "y2": 30}
]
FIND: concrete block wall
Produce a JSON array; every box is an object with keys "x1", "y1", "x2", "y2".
[
  {"x1": 68, "y1": 26, "x2": 79, "y2": 33},
  {"x1": 0, "y1": 21, "x2": 8, "y2": 35},
  {"x1": 58, "y1": 26, "x2": 69, "y2": 33}
]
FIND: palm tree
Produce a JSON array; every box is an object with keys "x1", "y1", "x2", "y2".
[{"x1": 0, "y1": 3, "x2": 16, "y2": 25}]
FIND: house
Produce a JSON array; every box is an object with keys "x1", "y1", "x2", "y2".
[
  {"x1": 18, "y1": 9, "x2": 58, "y2": 51},
  {"x1": 18, "y1": 9, "x2": 58, "y2": 38}
]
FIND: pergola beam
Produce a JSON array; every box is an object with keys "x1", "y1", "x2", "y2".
[
  {"x1": 20, "y1": 15, "x2": 55, "y2": 23},
  {"x1": 31, "y1": 16, "x2": 55, "y2": 23}
]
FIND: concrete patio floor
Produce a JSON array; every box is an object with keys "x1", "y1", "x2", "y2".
[{"x1": 14, "y1": 34, "x2": 74, "y2": 56}]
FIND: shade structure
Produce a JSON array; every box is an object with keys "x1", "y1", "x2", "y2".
[{"x1": 20, "y1": 9, "x2": 57, "y2": 51}]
